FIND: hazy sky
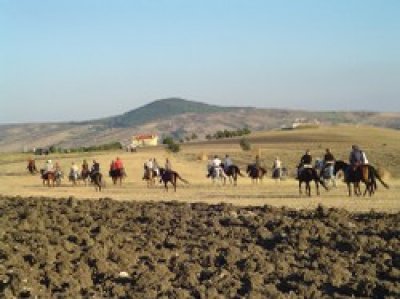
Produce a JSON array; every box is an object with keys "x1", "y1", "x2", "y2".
[{"x1": 1, "y1": 0, "x2": 399, "y2": 123}]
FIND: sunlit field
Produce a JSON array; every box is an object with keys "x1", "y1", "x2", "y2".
[{"x1": 0, "y1": 125, "x2": 399, "y2": 212}]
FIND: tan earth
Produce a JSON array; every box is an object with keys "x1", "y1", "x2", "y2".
[{"x1": 0, "y1": 125, "x2": 399, "y2": 297}]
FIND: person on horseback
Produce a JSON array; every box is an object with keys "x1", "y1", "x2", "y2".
[
  {"x1": 153, "y1": 158, "x2": 160, "y2": 176},
  {"x1": 82, "y1": 159, "x2": 89, "y2": 171},
  {"x1": 143, "y1": 158, "x2": 154, "y2": 180},
  {"x1": 91, "y1": 160, "x2": 100, "y2": 177},
  {"x1": 323, "y1": 148, "x2": 335, "y2": 177},
  {"x1": 114, "y1": 157, "x2": 125, "y2": 176},
  {"x1": 272, "y1": 156, "x2": 282, "y2": 179},
  {"x1": 165, "y1": 158, "x2": 172, "y2": 171},
  {"x1": 297, "y1": 150, "x2": 312, "y2": 178},
  {"x1": 69, "y1": 162, "x2": 79, "y2": 181},
  {"x1": 43, "y1": 160, "x2": 54, "y2": 176},
  {"x1": 346, "y1": 145, "x2": 363, "y2": 180},
  {"x1": 210, "y1": 155, "x2": 226, "y2": 179},
  {"x1": 223, "y1": 154, "x2": 233, "y2": 173}
]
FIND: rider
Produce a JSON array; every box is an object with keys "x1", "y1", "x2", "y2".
[
  {"x1": 115, "y1": 156, "x2": 124, "y2": 169},
  {"x1": 223, "y1": 154, "x2": 233, "y2": 173},
  {"x1": 43, "y1": 160, "x2": 54, "y2": 176},
  {"x1": 70, "y1": 162, "x2": 79, "y2": 181},
  {"x1": 211, "y1": 155, "x2": 226, "y2": 178},
  {"x1": 165, "y1": 158, "x2": 172, "y2": 171},
  {"x1": 143, "y1": 158, "x2": 154, "y2": 179},
  {"x1": 272, "y1": 156, "x2": 282, "y2": 179},
  {"x1": 91, "y1": 160, "x2": 100, "y2": 177},
  {"x1": 297, "y1": 149, "x2": 312, "y2": 178},
  {"x1": 323, "y1": 148, "x2": 335, "y2": 177},
  {"x1": 153, "y1": 158, "x2": 160, "y2": 176}
]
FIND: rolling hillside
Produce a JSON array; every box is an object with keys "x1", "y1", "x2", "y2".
[{"x1": 0, "y1": 98, "x2": 399, "y2": 152}]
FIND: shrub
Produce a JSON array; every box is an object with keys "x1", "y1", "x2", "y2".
[
  {"x1": 239, "y1": 138, "x2": 251, "y2": 151},
  {"x1": 168, "y1": 142, "x2": 180, "y2": 153}
]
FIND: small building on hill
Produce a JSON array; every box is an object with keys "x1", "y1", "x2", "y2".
[{"x1": 131, "y1": 134, "x2": 159, "y2": 147}]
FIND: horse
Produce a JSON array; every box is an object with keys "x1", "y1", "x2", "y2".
[
  {"x1": 40, "y1": 169, "x2": 62, "y2": 187},
  {"x1": 109, "y1": 168, "x2": 126, "y2": 186},
  {"x1": 271, "y1": 167, "x2": 289, "y2": 181},
  {"x1": 80, "y1": 168, "x2": 91, "y2": 186},
  {"x1": 315, "y1": 159, "x2": 336, "y2": 188},
  {"x1": 159, "y1": 168, "x2": 189, "y2": 192},
  {"x1": 143, "y1": 165, "x2": 159, "y2": 187},
  {"x1": 40, "y1": 169, "x2": 56, "y2": 187},
  {"x1": 90, "y1": 172, "x2": 104, "y2": 191},
  {"x1": 68, "y1": 170, "x2": 81, "y2": 186},
  {"x1": 334, "y1": 160, "x2": 389, "y2": 197},
  {"x1": 221, "y1": 163, "x2": 244, "y2": 186},
  {"x1": 207, "y1": 165, "x2": 226, "y2": 185},
  {"x1": 297, "y1": 167, "x2": 328, "y2": 196},
  {"x1": 246, "y1": 164, "x2": 267, "y2": 183},
  {"x1": 27, "y1": 160, "x2": 37, "y2": 175}
]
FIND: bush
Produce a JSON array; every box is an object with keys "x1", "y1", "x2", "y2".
[
  {"x1": 168, "y1": 142, "x2": 180, "y2": 153},
  {"x1": 162, "y1": 136, "x2": 174, "y2": 145},
  {"x1": 239, "y1": 138, "x2": 251, "y2": 151}
]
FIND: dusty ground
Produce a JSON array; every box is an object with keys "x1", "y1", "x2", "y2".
[{"x1": 1, "y1": 196, "x2": 399, "y2": 298}]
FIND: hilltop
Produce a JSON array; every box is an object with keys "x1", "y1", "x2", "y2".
[{"x1": 0, "y1": 98, "x2": 399, "y2": 152}]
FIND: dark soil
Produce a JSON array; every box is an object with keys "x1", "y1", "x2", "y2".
[{"x1": 0, "y1": 196, "x2": 399, "y2": 298}]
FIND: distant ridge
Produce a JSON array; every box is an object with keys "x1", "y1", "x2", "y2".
[
  {"x1": 100, "y1": 98, "x2": 231, "y2": 128},
  {"x1": 0, "y1": 98, "x2": 399, "y2": 152}
]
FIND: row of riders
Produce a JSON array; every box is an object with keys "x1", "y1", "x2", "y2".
[{"x1": 26, "y1": 144, "x2": 388, "y2": 195}]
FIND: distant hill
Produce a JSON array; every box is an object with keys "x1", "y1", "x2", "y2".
[
  {"x1": 0, "y1": 98, "x2": 399, "y2": 152},
  {"x1": 97, "y1": 98, "x2": 232, "y2": 128}
]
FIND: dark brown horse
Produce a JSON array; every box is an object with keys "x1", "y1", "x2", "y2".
[
  {"x1": 297, "y1": 167, "x2": 327, "y2": 196},
  {"x1": 221, "y1": 164, "x2": 244, "y2": 186},
  {"x1": 246, "y1": 164, "x2": 267, "y2": 183},
  {"x1": 334, "y1": 160, "x2": 389, "y2": 196},
  {"x1": 90, "y1": 172, "x2": 104, "y2": 191},
  {"x1": 80, "y1": 168, "x2": 91, "y2": 186},
  {"x1": 109, "y1": 168, "x2": 126, "y2": 186},
  {"x1": 159, "y1": 168, "x2": 189, "y2": 192}
]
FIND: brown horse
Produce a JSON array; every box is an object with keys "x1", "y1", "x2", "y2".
[
  {"x1": 27, "y1": 160, "x2": 37, "y2": 174},
  {"x1": 159, "y1": 168, "x2": 189, "y2": 192},
  {"x1": 40, "y1": 170, "x2": 57, "y2": 187},
  {"x1": 80, "y1": 168, "x2": 91, "y2": 186},
  {"x1": 246, "y1": 164, "x2": 267, "y2": 183}
]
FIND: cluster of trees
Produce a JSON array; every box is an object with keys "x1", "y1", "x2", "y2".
[
  {"x1": 162, "y1": 137, "x2": 180, "y2": 153},
  {"x1": 46, "y1": 142, "x2": 123, "y2": 154},
  {"x1": 205, "y1": 127, "x2": 251, "y2": 140}
]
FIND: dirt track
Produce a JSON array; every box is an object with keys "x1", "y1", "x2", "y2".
[{"x1": 1, "y1": 196, "x2": 399, "y2": 298}]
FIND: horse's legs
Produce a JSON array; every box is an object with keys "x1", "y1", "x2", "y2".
[
  {"x1": 306, "y1": 182, "x2": 311, "y2": 196},
  {"x1": 315, "y1": 180, "x2": 320, "y2": 196},
  {"x1": 347, "y1": 183, "x2": 352, "y2": 197},
  {"x1": 299, "y1": 181, "x2": 302, "y2": 195}
]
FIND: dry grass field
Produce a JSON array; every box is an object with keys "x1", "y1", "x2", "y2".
[{"x1": 0, "y1": 125, "x2": 399, "y2": 212}]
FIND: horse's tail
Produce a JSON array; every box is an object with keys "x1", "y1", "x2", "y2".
[
  {"x1": 235, "y1": 166, "x2": 245, "y2": 177},
  {"x1": 176, "y1": 173, "x2": 189, "y2": 184},
  {"x1": 370, "y1": 166, "x2": 389, "y2": 189}
]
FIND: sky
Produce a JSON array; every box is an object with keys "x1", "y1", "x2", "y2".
[{"x1": 1, "y1": 0, "x2": 399, "y2": 123}]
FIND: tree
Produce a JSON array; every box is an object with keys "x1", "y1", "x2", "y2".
[
  {"x1": 162, "y1": 136, "x2": 174, "y2": 145},
  {"x1": 239, "y1": 138, "x2": 251, "y2": 151}
]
